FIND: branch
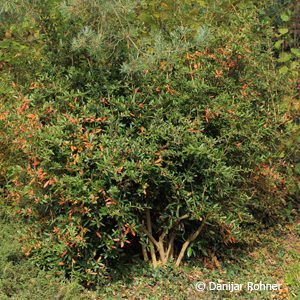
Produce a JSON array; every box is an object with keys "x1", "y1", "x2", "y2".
[
  {"x1": 158, "y1": 214, "x2": 189, "y2": 244},
  {"x1": 142, "y1": 227, "x2": 159, "y2": 248},
  {"x1": 141, "y1": 244, "x2": 148, "y2": 262},
  {"x1": 166, "y1": 231, "x2": 176, "y2": 259},
  {"x1": 145, "y1": 208, "x2": 158, "y2": 267},
  {"x1": 175, "y1": 221, "x2": 206, "y2": 266},
  {"x1": 176, "y1": 214, "x2": 189, "y2": 222}
]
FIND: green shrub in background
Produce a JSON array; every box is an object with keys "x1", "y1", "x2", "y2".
[{"x1": 0, "y1": 0, "x2": 298, "y2": 286}]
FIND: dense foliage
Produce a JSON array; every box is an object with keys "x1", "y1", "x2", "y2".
[{"x1": 0, "y1": 0, "x2": 298, "y2": 286}]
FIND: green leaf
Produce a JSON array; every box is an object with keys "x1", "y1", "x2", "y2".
[
  {"x1": 274, "y1": 40, "x2": 283, "y2": 49},
  {"x1": 280, "y1": 13, "x2": 290, "y2": 22},
  {"x1": 278, "y1": 28, "x2": 288, "y2": 35},
  {"x1": 295, "y1": 163, "x2": 300, "y2": 175},
  {"x1": 195, "y1": 0, "x2": 206, "y2": 6},
  {"x1": 290, "y1": 61, "x2": 299, "y2": 70},
  {"x1": 278, "y1": 52, "x2": 291, "y2": 63},
  {"x1": 198, "y1": 245, "x2": 208, "y2": 256},
  {"x1": 187, "y1": 246, "x2": 192, "y2": 257},
  {"x1": 279, "y1": 66, "x2": 289, "y2": 74},
  {"x1": 291, "y1": 48, "x2": 300, "y2": 58},
  {"x1": 0, "y1": 40, "x2": 10, "y2": 48}
]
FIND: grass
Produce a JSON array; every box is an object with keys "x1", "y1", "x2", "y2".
[{"x1": 0, "y1": 201, "x2": 299, "y2": 299}]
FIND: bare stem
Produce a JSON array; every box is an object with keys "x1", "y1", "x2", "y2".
[
  {"x1": 175, "y1": 221, "x2": 206, "y2": 266},
  {"x1": 141, "y1": 244, "x2": 148, "y2": 262},
  {"x1": 145, "y1": 208, "x2": 157, "y2": 268},
  {"x1": 166, "y1": 231, "x2": 176, "y2": 260}
]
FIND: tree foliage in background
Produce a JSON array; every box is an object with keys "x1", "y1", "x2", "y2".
[{"x1": 0, "y1": 0, "x2": 298, "y2": 286}]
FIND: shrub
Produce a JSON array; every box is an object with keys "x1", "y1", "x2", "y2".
[{"x1": 0, "y1": 0, "x2": 298, "y2": 286}]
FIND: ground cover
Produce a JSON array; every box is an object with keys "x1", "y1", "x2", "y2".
[{"x1": 1, "y1": 204, "x2": 298, "y2": 299}]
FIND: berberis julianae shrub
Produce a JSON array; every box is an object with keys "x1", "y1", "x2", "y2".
[{"x1": 0, "y1": 0, "x2": 298, "y2": 286}]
